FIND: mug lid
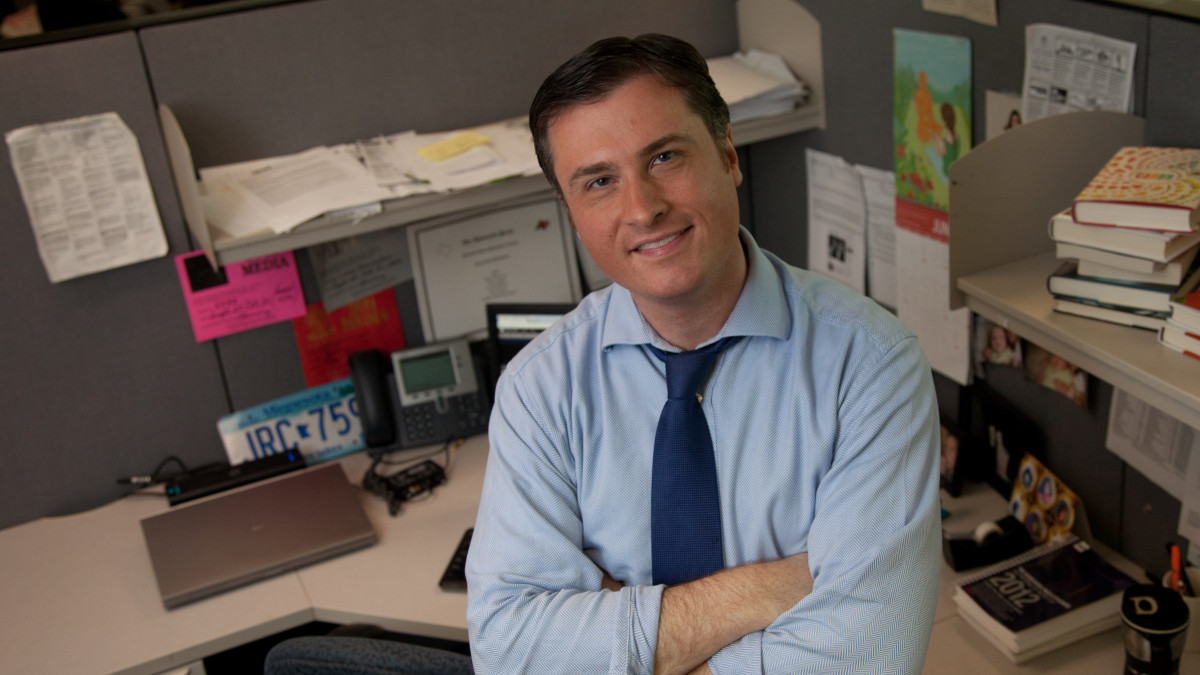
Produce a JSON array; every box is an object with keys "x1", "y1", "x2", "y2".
[{"x1": 1121, "y1": 584, "x2": 1190, "y2": 634}]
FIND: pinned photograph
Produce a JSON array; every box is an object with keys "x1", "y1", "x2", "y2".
[{"x1": 1024, "y1": 343, "x2": 1088, "y2": 408}]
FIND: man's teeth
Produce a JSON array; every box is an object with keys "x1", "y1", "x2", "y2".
[{"x1": 637, "y1": 232, "x2": 680, "y2": 251}]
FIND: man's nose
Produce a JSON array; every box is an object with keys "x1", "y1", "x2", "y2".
[{"x1": 622, "y1": 176, "x2": 665, "y2": 227}]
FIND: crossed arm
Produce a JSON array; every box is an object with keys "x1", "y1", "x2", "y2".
[
  {"x1": 467, "y1": 334, "x2": 940, "y2": 673},
  {"x1": 648, "y1": 553, "x2": 813, "y2": 674}
]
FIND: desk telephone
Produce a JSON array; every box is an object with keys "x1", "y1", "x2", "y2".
[{"x1": 348, "y1": 339, "x2": 490, "y2": 453}]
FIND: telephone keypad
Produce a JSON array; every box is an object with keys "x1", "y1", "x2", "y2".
[{"x1": 399, "y1": 394, "x2": 488, "y2": 446}]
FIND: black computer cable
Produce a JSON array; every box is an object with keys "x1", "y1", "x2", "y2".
[
  {"x1": 116, "y1": 455, "x2": 225, "y2": 494},
  {"x1": 362, "y1": 437, "x2": 464, "y2": 516}
]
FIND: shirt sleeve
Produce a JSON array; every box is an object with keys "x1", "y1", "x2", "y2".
[
  {"x1": 466, "y1": 371, "x2": 662, "y2": 674},
  {"x1": 708, "y1": 334, "x2": 943, "y2": 675}
]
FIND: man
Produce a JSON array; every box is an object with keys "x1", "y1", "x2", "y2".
[{"x1": 466, "y1": 34, "x2": 941, "y2": 674}]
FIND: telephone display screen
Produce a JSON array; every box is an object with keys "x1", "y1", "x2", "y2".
[{"x1": 398, "y1": 349, "x2": 457, "y2": 394}]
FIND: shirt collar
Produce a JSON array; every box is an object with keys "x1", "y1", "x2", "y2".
[{"x1": 600, "y1": 226, "x2": 790, "y2": 351}]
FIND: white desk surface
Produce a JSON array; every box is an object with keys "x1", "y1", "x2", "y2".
[
  {"x1": 0, "y1": 438, "x2": 489, "y2": 675},
  {"x1": 2, "y1": 437, "x2": 1191, "y2": 674}
]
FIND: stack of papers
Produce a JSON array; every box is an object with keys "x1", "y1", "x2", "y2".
[
  {"x1": 198, "y1": 117, "x2": 541, "y2": 239},
  {"x1": 380, "y1": 117, "x2": 541, "y2": 192},
  {"x1": 707, "y1": 49, "x2": 808, "y2": 123}
]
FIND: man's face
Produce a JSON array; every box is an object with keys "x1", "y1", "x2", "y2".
[{"x1": 547, "y1": 75, "x2": 744, "y2": 313}]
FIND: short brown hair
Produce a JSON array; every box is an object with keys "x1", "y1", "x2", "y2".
[{"x1": 529, "y1": 33, "x2": 730, "y2": 195}]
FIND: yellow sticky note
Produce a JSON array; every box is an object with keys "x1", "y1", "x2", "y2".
[{"x1": 416, "y1": 131, "x2": 490, "y2": 162}]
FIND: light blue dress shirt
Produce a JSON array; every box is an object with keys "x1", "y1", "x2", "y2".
[{"x1": 466, "y1": 228, "x2": 941, "y2": 674}]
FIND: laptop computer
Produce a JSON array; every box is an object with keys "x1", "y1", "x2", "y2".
[{"x1": 141, "y1": 462, "x2": 377, "y2": 609}]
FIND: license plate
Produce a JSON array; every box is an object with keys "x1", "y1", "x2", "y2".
[{"x1": 217, "y1": 378, "x2": 365, "y2": 465}]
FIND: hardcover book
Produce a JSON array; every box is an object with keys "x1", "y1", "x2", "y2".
[
  {"x1": 1072, "y1": 146, "x2": 1200, "y2": 233},
  {"x1": 1158, "y1": 322, "x2": 1200, "y2": 360},
  {"x1": 1075, "y1": 242, "x2": 1199, "y2": 286},
  {"x1": 1048, "y1": 209, "x2": 1200, "y2": 262},
  {"x1": 953, "y1": 535, "x2": 1135, "y2": 662},
  {"x1": 1053, "y1": 298, "x2": 1167, "y2": 331},
  {"x1": 1047, "y1": 260, "x2": 1198, "y2": 313}
]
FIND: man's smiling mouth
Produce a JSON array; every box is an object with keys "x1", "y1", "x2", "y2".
[{"x1": 635, "y1": 228, "x2": 688, "y2": 252}]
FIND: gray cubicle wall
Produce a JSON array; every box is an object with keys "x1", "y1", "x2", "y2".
[{"x1": 0, "y1": 32, "x2": 231, "y2": 529}]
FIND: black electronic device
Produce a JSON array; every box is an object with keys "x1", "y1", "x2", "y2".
[
  {"x1": 485, "y1": 303, "x2": 575, "y2": 395},
  {"x1": 164, "y1": 450, "x2": 306, "y2": 506},
  {"x1": 362, "y1": 459, "x2": 447, "y2": 516},
  {"x1": 942, "y1": 515, "x2": 1035, "y2": 571},
  {"x1": 348, "y1": 339, "x2": 489, "y2": 455},
  {"x1": 439, "y1": 528, "x2": 473, "y2": 591}
]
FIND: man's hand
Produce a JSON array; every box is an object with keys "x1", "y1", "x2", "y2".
[
  {"x1": 601, "y1": 571, "x2": 623, "y2": 592},
  {"x1": 654, "y1": 552, "x2": 812, "y2": 675}
]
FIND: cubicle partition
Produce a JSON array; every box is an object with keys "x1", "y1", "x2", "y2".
[{"x1": 0, "y1": 32, "x2": 230, "y2": 528}]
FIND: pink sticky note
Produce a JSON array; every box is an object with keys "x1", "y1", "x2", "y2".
[{"x1": 176, "y1": 251, "x2": 307, "y2": 342}]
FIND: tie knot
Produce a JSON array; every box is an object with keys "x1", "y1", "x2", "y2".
[{"x1": 651, "y1": 337, "x2": 739, "y2": 401}]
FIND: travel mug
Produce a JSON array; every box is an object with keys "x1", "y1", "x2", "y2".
[{"x1": 1121, "y1": 584, "x2": 1190, "y2": 675}]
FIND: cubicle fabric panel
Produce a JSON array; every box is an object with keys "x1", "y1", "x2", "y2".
[{"x1": 0, "y1": 32, "x2": 230, "y2": 530}]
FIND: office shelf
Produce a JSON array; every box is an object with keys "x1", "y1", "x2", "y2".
[
  {"x1": 949, "y1": 110, "x2": 1200, "y2": 430},
  {"x1": 959, "y1": 252, "x2": 1200, "y2": 429},
  {"x1": 206, "y1": 106, "x2": 822, "y2": 266}
]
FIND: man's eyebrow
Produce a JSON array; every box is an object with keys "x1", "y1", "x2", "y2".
[
  {"x1": 564, "y1": 133, "x2": 693, "y2": 192},
  {"x1": 566, "y1": 161, "x2": 615, "y2": 193},
  {"x1": 640, "y1": 133, "x2": 689, "y2": 158}
]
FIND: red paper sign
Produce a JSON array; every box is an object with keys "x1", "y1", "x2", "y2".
[{"x1": 292, "y1": 288, "x2": 406, "y2": 387}]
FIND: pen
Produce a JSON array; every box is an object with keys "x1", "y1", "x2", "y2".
[{"x1": 1170, "y1": 544, "x2": 1190, "y2": 596}]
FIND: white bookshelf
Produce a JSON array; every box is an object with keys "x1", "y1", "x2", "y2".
[{"x1": 948, "y1": 110, "x2": 1200, "y2": 430}]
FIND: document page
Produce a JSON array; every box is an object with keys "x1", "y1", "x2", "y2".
[
  {"x1": 1022, "y1": 24, "x2": 1136, "y2": 122},
  {"x1": 309, "y1": 227, "x2": 413, "y2": 311},
  {"x1": 200, "y1": 146, "x2": 394, "y2": 237},
  {"x1": 386, "y1": 117, "x2": 541, "y2": 193},
  {"x1": 1106, "y1": 388, "x2": 1194, "y2": 500},
  {"x1": 408, "y1": 198, "x2": 581, "y2": 342},
  {"x1": 806, "y1": 149, "x2": 866, "y2": 294},
  {"x1": 6, "y1": 112, "x2": 168, "y2": 282},
  {"x1": 858, "y1": 164, "x2": 898, "y2": 309}
]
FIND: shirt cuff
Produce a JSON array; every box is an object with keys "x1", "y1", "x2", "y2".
[{"x1": 619, "y1": 583, "x2": 664, "y2": 675}]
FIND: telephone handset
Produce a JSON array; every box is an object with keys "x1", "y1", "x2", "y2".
[{"x1": 348, "y1": 339, "x2": 490, "y2": 454}]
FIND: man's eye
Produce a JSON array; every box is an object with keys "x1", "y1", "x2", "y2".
[
  {"x1": 652, "y1": 151, "x2": 676, "y2": 164},
  {"x1": 588, "y1": 177, "x2": 612, "y2": 190}
]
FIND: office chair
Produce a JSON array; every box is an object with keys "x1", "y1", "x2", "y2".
[{"x1": 264, "y1": 625, "x2": 474, "y2": 675}]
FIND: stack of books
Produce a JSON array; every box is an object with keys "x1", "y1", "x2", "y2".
[
  {"x1": 952, "y1": 535, "x2": 1136, "y2": 663},
  {"x1": 1047, "y1": 146, "x2": 1200, "y2": 331}
]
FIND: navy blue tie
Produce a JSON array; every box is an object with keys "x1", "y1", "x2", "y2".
[{"x1": 648, "y1": 337, "x2": 740, "y2": 586}]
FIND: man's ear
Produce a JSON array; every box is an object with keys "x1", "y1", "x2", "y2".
[{"x1": 722, "y1": 125, "x2": 743, "y2": 187}]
